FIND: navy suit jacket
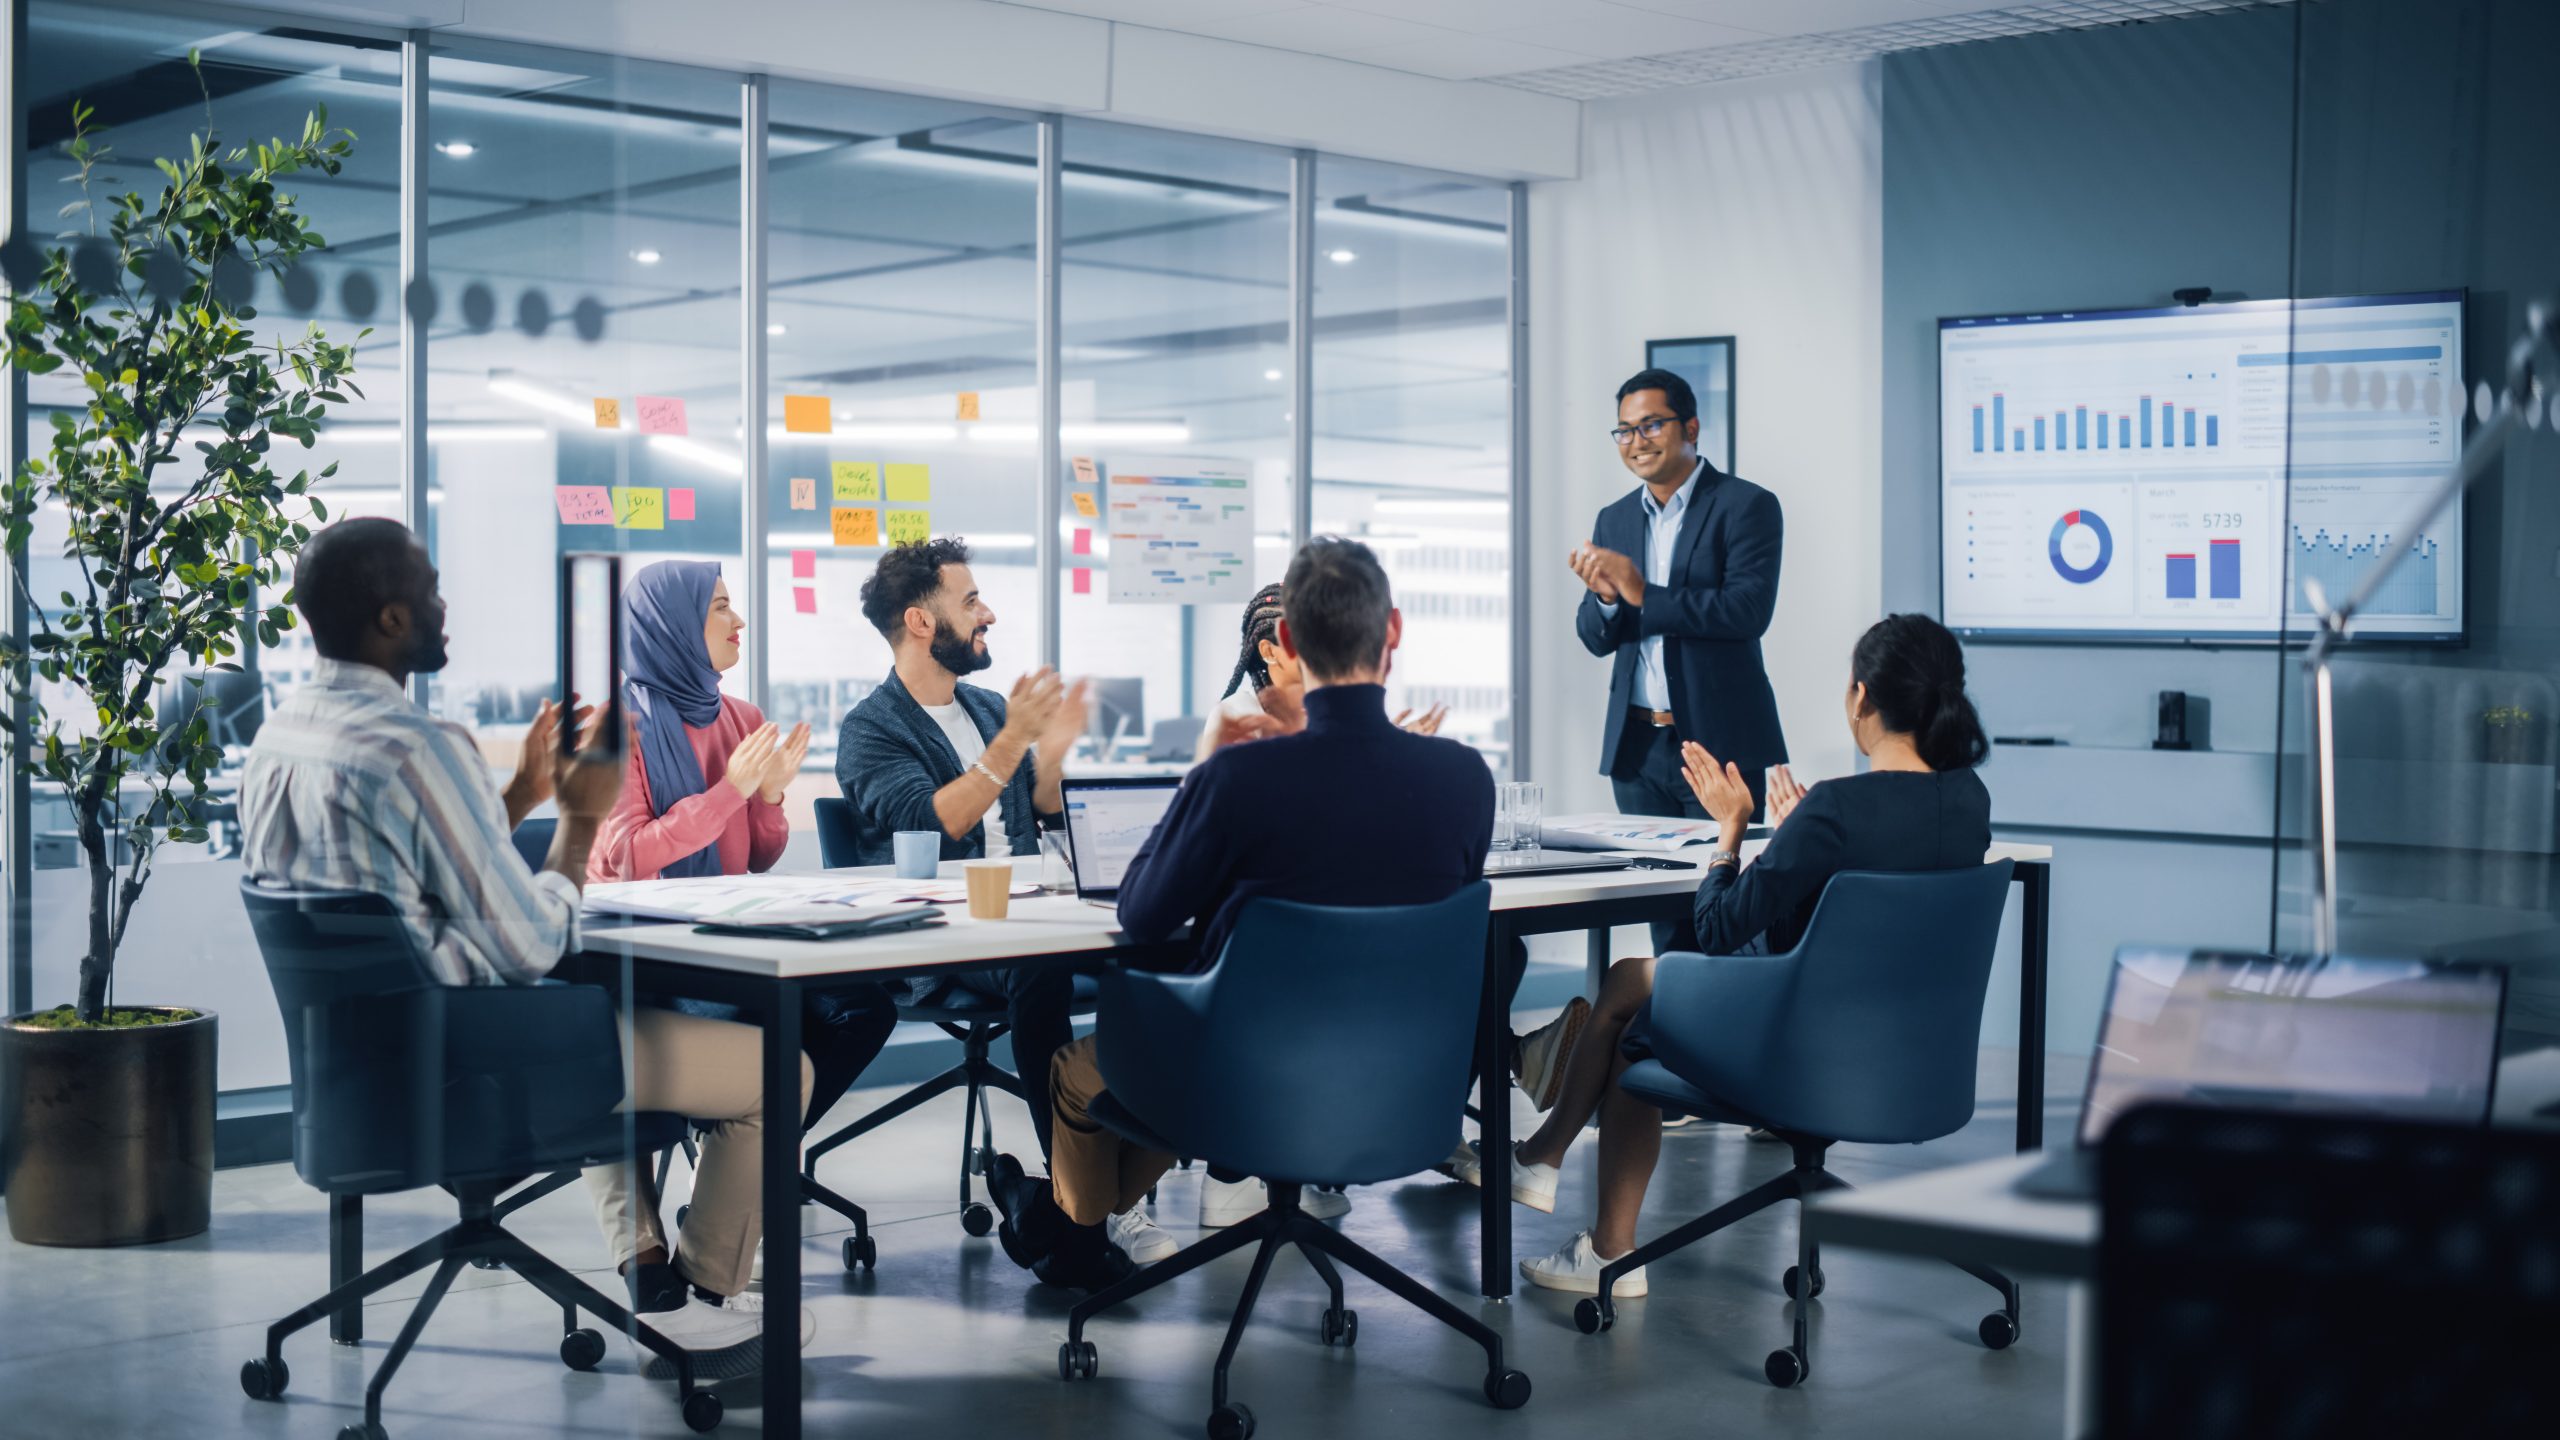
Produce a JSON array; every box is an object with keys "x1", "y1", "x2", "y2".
[
  {"x1": 1116, "y1": 684, "x2": 1494, "y2": 971},
  {"x1": 1577, "y1": 461, "x2": 1788, "y2": 781}
]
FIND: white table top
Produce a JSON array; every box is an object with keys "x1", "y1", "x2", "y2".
[{"x1": 1808, "y1": 1151, "x2": 2099, "y2": 1280}]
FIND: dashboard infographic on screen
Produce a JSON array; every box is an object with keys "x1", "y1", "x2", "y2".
[{"x1": 1939, "y1": 291, "x2": 2465, "y2": 642}]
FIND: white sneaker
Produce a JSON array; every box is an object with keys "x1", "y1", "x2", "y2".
[
  {"x1": 1509, "y1": 1152, "x2": 1560, "y2": 1213},
  {"x1": 1520, "y1": 1231, "x2": 1647, "y2": 1298},
  {"x1": 1201, "y1": 1175, "x2": 1269, "y2": 1227},
  {"x1": 1445, "y1": 1140, "x2": 1483, "y2": 1187},
  {"x1": 1660, "y1": 1112, "x2": 1705, "y2": 1130},
  {"x1": 1303, "y1": 1187, "x2": 1351, "y2": 1221},
  {"x1": 1514, "y1": 997, "x2": 1591, "y2": 1112},
  {"x1": 1110, "y1": 1207, "x2": 1179, "y2": 1263},
  {"x1": 709, "y1": 1287, "x2": 816, "y2": 1349},
  {"x1": 635, "y1": 1295, "x2": 766, "y2": 1380}
]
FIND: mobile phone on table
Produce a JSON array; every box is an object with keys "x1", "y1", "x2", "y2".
[{"x1": 558, "y1": 552, "x2": 624, "y2": 760}]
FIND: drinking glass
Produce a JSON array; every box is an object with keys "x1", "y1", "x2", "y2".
[
  {"x1": 1507, "y1": 781, "x2": 1544, "y2": 854},
  {"x1": 1491, "y1": 786, "x2": 1518, "y2": 853}
]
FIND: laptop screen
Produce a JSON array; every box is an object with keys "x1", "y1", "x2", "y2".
[
  {"x1": 2075, "y1": 949, "x2": 2505, "y2": 1147},
  {"x1": 1062, "y1": 779, "x2": 1181, "y2": 897}
]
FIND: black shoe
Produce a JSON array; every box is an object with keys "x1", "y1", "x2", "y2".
[
  {"x1": 986, "y1": 1153, "x2": 1059, "y2": 1272},
  {"x1": 1034, "y1": 1225, "x2": 1135, "y2": 1293},
  {"x1": 626, "y1": 1260, "x2": 689, "y2": 1315}
]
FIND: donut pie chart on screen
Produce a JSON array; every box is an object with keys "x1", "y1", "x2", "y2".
[{"x1": 2047, "y1": 509, "x2": 2112, "y2": 584}]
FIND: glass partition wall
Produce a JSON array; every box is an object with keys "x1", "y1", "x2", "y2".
[{"x1": 3, "y1": 0, "x2": 1526, "y2": 1098}]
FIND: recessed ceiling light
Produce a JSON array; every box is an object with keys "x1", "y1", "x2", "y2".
[
  {"x1": 767, "y1": 322, "x2": 788, "y2": 336},
  {"x1": 1263, "y1": 368, "x2": 1283, "y2": 382},
  {"x1": 434, "y1": 140, "x2": 476, "y2": 158},
  {"x1": 630, "y1": 248, "x2": 662, "y2": 265},
  {"x1": 1327, "y1": 248, "x2": 1356, "y2": 265}
]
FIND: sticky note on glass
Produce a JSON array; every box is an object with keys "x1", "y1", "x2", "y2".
[
  {"x1": 885, "y1": 509, "x2": 929, "y2": 546},
  {"x1": 833, "y1": 507, "x2": 879, "y2": 547},
  {"x1": 1072, "y1": 568, "x2": 1092, "y2": 595},
  {"x1": 885, "y1": 463, "x2": 930, "y2": 503},
  {"x1": 791, "y1": 548, "x2": 816, "y2": 579},
  {"x1": 783, "y1": 395, "x2": 832, "y2": 433},
  {"x1": 554, "y1": 485, "x2": 613, "y2": 525},
  {"x1": 832, "y1": 461, "x2": 879, "y2": 503},
  {"x1": 668, "y1": 487, "x2": 696, "y2": 521},
  {"x1": 793, "y1": 586, "x2": 817, "y2": 615},
  {"x1": 1072, "y1": 527, "x2": 1092, "y2": 556},
  {"x1": 593, "y1": 398, "x2": 621, "y2": 429},
  {"x1": 789, "y1": 477, "x2": 817, "y2": 511},
  {"x1": 1071, "y1": 491, "x2": 1097, "y2": 518},
  {"x1": 612, "y1": 486, "x2": 665, "y2": 530},
  {"x1": 1071, "y1": 456, "x2": 1097, "y2": 485},
  {"x1": 957, "y1": 391, "x2": 980, "y2": 421},
  {"x1": 635, "y1": 395, "x2": 688, "y2": 436}
]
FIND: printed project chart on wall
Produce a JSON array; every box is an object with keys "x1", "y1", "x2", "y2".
[{"x1": 1104, "y1": 457, "x2": 1254, "y2": 605}]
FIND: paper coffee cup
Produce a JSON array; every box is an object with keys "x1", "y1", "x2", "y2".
[{"x1": 963, "y1": 858, "x2": 1013, "y2": 920}]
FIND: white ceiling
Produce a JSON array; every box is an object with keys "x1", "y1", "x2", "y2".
[{"x1": 998, "y1": 0, "x2": 2293, "y2": 97}]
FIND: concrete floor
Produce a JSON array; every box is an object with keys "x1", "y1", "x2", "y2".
[{"x1": 0, "y1": 1043, "x2": 2076, "y2": 1439}]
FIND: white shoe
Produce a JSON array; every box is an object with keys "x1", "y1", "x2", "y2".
[
  {"x1": 1660, "y1": 1112, "x2": 1704, "y2": 1130},
  {"x1": 1514, "y1": 997, "x2": 1591, "y2": 1112},
  {"x1": 1303, "y1": 1187, "x2": 1351, "y2": 1221},
  {"x1": 1201, "y1": 1175, "x2": 1269, "y2": 1228},
  {"x1": 1110, "y1": 1207, "x2": 1179, "y2": 1263},
  {"x1": 635, "y1": 1295, "x2": 766, "y2": 1379},
  {"x1": 1445, "y1": 1140, "x2": 1483, "y2": 1188},
  {"x1": 710, "y1": 1287, "x2": 816, "y2": 1349},
  {"x1": 1509, "y1": 1153, "x2": 1560, "y2": 1213},
  {"x1": 1520, "y1": 1231, "x2": 1647, "y2": 1298}
]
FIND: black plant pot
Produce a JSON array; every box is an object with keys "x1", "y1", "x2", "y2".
[{"x1": 1, "y1": 1007, "x2": 215, "y2": 1246}]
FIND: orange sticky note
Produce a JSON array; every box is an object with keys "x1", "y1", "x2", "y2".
[
  {"x1": 789, "y1": 477, "x2": 817, "y2": 510},
  {"x1": 793, "y1": 586, "x2": 817, "y2": 615},
  {"x1": 592, "y1": 397, "x2": 621, "y2": 429},
  {"x1": 1071, "y1": 456, "x2": 1097, "y2": 485},
  {"x1": 1072, "y1": 568, "x2": 1092, "y2": 595},
  {"x1": 635, "y1": 395, "x2": 687, "y2": 435},
  {"x1": 1071, "y1": 491, "x2": 1097, "y2": 518},
  {"x1": 1072, "y1": 527, "x2": 1091, "y2": 556},
  {"x1": 667, "y1": 487, "x2": 696, "y2": 521},
  {"x1": 957, "y1": 391, "x2": 980, "y2": 421},
  {"x1": 832, "y1": 507, "x2": 879, "y2": 546},
  {"x1": 791, "y1": 549, "x2": 816, "y2": 579},
  {"x1": 783, "y1": 394, "x2": 832, "y2": 434}
]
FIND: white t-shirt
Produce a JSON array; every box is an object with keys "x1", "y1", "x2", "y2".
[
  {"x1": 1200, "y1": 686, "x2": 1265, "y2": 751},
  {"x1": 921, "y1": 700, "x2": 988, "y2": 770}
]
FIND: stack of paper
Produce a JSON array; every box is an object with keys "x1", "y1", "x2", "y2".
[
  {"x1": 583, "y1": 874, "x2": 1034, "y2": 924},
  {"x1": 1537, "y1": 814, "x2": 1730, "y2": 854}
]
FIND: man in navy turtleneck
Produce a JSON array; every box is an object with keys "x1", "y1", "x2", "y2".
[{"x1": 985, "y1": 537, "x2": 1495, "y2": 1289}]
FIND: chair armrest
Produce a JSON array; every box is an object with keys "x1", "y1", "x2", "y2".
[
  {"x1": 1092, "y1": 966, "x2": 1218, "y2": 1136},
  {"x1": 1646, "y1": 949, "x2": 1803, "y2": 1113}
]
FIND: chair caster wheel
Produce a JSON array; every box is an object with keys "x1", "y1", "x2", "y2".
[
  {"x1": 338, "y1": 1425, "x2": 390, "y2": 1440},
  {"x1": 239, "y1": 1356, "x2": 289, "y2": 1400},
  {"x1": 1765, "y1": 1348, "x2": 1806, "y2": 1388},
  {"x1": 469, "y1": 1256, "x2": 505, "y2": 1271},
  {"x1": 676, "y1": 1203, "x2": 691, "y2": 1230},
  {"x1": 682, "y1": 1390, "x2": 724, "y2": 1432},
  {"x1": 843, "y1": 1234, "x2": 878, "y2": 1272},
  {"x1": 961, "y1": 1202, "x2": 995, "y2": 1237},
  {"x1": 1057, "y1": 1339, "x2": 1098, "y2": 1381},
  {"x1": 1484, "y1": 1368, "x2": 1533, "y2": 1409},
  {"x1": 1572, "y1": 1298, "x2": 1613, "y2": 1334},
  {"x1": 1207, "y1": 1401, "x2": 1257, "y2": 1440},
  {"x1": 1782, "y1": 1264, "x2": 1825, "y2": 1300},
  {"x1": 1319, "y1": 1307, "x2": 1358, "y2": 1347},
  {"x1": 1979, "y1": 1311, "x2": 2020, "y2": 1350},
  {"x1": 560, "y1": 1328, "x2": 606, "y2": 1371}
]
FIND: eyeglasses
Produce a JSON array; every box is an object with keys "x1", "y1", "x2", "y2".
[{"x1": 1609, "y1": 416, "x2": 1683, "y2": 446}]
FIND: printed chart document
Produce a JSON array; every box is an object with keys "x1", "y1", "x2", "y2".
[
  {"x1": 585, "y1": 874, "x2": 1033, "y2": 924},
  {"x1": 1539, "y1": 814, "x2": 1732, "y2": 853},
  {"x1": 1104, "y1": 455, "x2": 1254, "y2": 604}
]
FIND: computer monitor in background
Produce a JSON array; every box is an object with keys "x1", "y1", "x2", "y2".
[
  {"x1": 1084, "y1": 676, "x2": 1144, "y2": 757},
  {"x1": 158, "y1": 669, "x2": 267, "y2": 758}
]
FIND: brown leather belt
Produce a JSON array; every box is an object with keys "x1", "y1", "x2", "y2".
[{"x1": 1637, "y1": 707, "x2": 1676, "y2": 729}]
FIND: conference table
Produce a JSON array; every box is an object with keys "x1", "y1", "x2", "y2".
[{"x1": 320, "y1": 838, "x2": 2055, "y2": 1439}]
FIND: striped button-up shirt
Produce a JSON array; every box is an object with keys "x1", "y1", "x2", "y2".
[{"x1": 241, "y1": 659, "x2": 579, "y2": 986}]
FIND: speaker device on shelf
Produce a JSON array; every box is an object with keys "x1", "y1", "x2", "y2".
[{"x1": 2154, "y1": 691, "x2": 2208, "y2": 751}]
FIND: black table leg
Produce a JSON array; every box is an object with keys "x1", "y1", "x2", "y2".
[
  {"x1": 762, "y1": 978, "x2": 804, "y2": 1437},
  {"x1": 1479, "y1": 921, "x2": 1512, "y2": 1300},
  {"x1": 2016, "y1": 862, "x2": 2051, "y2": 1153},
  {"x1": 329, "y1": 1193, "x2": 363, "y2": 1344},
  {"x1": 1587, "y1": 926, "x2": 1609, "y2": 999}
]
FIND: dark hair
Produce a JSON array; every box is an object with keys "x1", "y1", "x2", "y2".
[
  {"x1": 1851, "y1": 613, "x2": 1988, "y2": 771},
  {"x1": 1279, "y1": 538, "x2": 1392, "y2": 682},
  {"x1": 859, "y1": 536, "x2": 973, "y2": 639},
  {"x1": 1616, "y1": 367, "x2": 1698, "y2": 424},
  {"x1": 294, "y1": 517, "x2": 425, "y2": 660},
  {"x1": 1222, "y1": 583, "x2": 1286, "y2": 698}
]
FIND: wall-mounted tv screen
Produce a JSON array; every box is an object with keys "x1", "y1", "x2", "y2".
[{"x1": 1939, "y1": 290, "x2": 2464, "y2": 642}]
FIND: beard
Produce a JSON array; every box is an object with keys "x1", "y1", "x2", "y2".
[
  {"x1": 928, "y1": 617, "x2": 991, "y2": 676},
  {"x1": 404, "y1": 624, "x2": 450, "y2": 675}
]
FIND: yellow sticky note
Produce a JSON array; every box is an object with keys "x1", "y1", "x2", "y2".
[
  {"x1": 1071, "y1": 491, "x2": 1097, "y2": 518},
  {"x1": 885, "y1": 509, "x2": 930, "y2": 546},
  {"x1": 612, "y1": 486, "x2": 665, "y2": 530},
  {"x1": 593, "y1": 397, "x2": 621, "y2": 429},
  {"x1": 783, "y1": 394, "x2": 832, "y2": 434},
  {"x1": 789, "y1": 477, "x2": 817, "y2": 510},
  {"x1": 957, "y1": 391, "x2": 980, "y2": 421},
  {"x1": 885, "y1": 463, "x2": 931, "y2": 504},
  {"x1": 832, "y1": 507, "x2": 879, "y2": 547},
  {"x1": 832, "y1": 461, "x2": 879, "y2": 503}
]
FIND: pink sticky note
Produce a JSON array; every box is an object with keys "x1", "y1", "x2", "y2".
[
  {"x1": 635, "y1": 395, "x2": 688, "y2": 436},
  {"x1": 553, "y1": 485, "x2": 613, "y2": 525},
  {"x1": 791, "y1": 548, "x2": 816, "y2": 579},
  {"x1": 1072, "y1": 569, "x2": 1092, "y2": 595},
  {"x1": 1072, "y1": 527, "x2": 1092, "y2": 556},
  {"x1": 668, "y1": 487, "x2": 696, "y2": 521},
  {"x1": 793, "y1": 586, "x2": 817, "y2": 615}
]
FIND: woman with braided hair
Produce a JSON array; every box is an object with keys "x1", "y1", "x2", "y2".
[{"x1": 1200, "y1": 581, "x2": 1448, "y2": 756}]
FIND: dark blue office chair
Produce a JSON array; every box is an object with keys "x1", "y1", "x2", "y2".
[
  {"x1": 508, "y1": 816, "x2": 555, "y2": 871},
  {"x1": 806, "y1": 795, "x2": 1098, "y2": 1238},
  {"x1": 1578, "y1": 863, "x2": 2020, "y2": 1390},
  {"x1": 1054, "y1": 884, "x2": 1531, "y2": 1438},
  {"x1": 235, "y1": 881, "x2": 723, "y2": 1438}
]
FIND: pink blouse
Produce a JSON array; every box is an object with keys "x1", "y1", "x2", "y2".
[{"x1": 588, "y1": 694, "x2": 792, "y2": 882}]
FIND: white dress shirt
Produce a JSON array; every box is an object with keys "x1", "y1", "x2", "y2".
[{"x1": 1600, "y1": 458, "x2": 1705, "y2": 712}]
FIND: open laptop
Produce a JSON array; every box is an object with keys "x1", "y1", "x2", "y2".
[
  {"x1": 2015, "y1": 946, "x2": 2507, "y2": 1200},
  {"x1": 1484, "y1": 850, "x2": 1638, "y2": 879},
  {"x1": 1061, "y1": 775, "x2": 1183, "y2": 907}
]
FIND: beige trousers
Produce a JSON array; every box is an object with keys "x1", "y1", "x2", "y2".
[
  {"x1": 582, "y1": 1006, "x2": 813, "y2": 1296},
  {"x1": 1048, "y1": 1035, "x2": 1175, "y2": 1226}
]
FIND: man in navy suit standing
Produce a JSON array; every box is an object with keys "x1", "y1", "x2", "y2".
[{"x1": 1571, "y1": 368, "x2": 1786, "y2": 945}]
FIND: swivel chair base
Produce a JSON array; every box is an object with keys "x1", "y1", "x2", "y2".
[
  {"x1": 1573, "y1": 1133, "x2": 2020, "y2": 1387},
  {"x1": 805, "y1": 1015, "x2": 1025, "y2": 1240},
  {"x1": 1058, "y1": 1182, "x2": 1530, "y2": 1437},
  {"x1": 240, "y1": 1182, "x2": 724, "y2": 1437}
]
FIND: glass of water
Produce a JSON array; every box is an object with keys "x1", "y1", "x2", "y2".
[
  {"x1": 1038, "y1": 826, "x2": 1075, "y2": 894},
  {"x1": 1506, "y1": 781, "x2": 1544, "y2": 854},
  {"x1": 1491, "y1": 786, "x2": 1518, "y2": 853}
]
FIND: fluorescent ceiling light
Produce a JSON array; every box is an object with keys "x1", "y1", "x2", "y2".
[
  {"x1": 1373, "y1": 498, "x2": 1507, "y2": 516},
  {"x1": 648, "y1": 434, "x2": 744, "y2": 477},
  {"x1": 767, "y1": 322, "x2": 788, "y2": 336},
  {"x1": 175, "y1": 424, "x2": 547, "y2": 447},
  {"x1": 487, "y1": 375, "x2": 598, "y2": 425},
  {"x1": 968, "y1": 423, "x2": 1191, "y2": 444},
  {"x1": 1263, "y1": 369, "x2": 1283, "y2": 382},
  {"x1": 1327, "y1": 248, "x2": 1357, "y2": 265},
  {"x1": 630, "y1": 248, "x2": 662, "y2": 265},
  {"x1": 769, "y1": 424, "x2": 958, "y2": 444},
  {"x1": 434, "y1": 140, "x2": 476, "y2": 158}
]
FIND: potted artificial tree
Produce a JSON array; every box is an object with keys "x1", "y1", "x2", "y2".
[{"x1": 0, "y1": 78, "x2": 358, "y2": 1246}]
